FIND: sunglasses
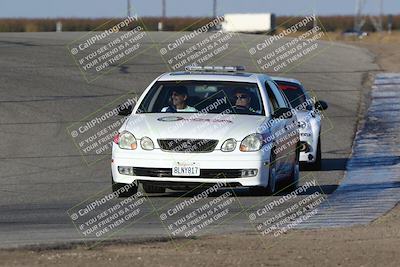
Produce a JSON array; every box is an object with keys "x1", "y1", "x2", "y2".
[
  {"x1": 235, "y1": 95, "x2": 249, "y2": 99},
  {"x1": 172, "y1": 92, "x2": 184, "y2": 97}
]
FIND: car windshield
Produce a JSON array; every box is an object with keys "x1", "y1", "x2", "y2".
[
  {"x1": 275, "y1": 81, "x2": 312, "y2": 110},
  {"x1": 137, "y1": 81, "x2": 265, "y2": 115}
]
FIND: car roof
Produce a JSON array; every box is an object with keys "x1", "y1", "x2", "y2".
[
  {"x1": 158, "y1": 71, "x2": 270, "y2": 83},
  {"x1": 271, "y1": 76, "x2": 302, "y2": 85}
]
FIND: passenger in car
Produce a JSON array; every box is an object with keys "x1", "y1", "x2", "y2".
[{"x1": 161, "y1": 86, "x2": 197, "y2": 112}]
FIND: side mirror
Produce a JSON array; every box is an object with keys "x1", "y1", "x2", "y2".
[
  {"x1": 273, "y1": 107, "x2": 293, "y2": 119},
  {"x1": 117, "y1": 104, "x2": 133, "y2": 116},
  {"x1": 315, "y1": 100, "x2": 328, "y2": 111}
]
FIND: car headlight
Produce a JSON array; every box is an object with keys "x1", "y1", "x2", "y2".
[
  {"x1": 221, "y1": 138, "x2": 237, "y2": 152},
  {"x1": 240, "y1": 133, "x2": 263, "y2": 152},
  {"x1": 140, "y1": 136, "x2": 154, "y2": 150},
  {"x1": 116, "y1": 131, "x2": 137, "y2": 150}
]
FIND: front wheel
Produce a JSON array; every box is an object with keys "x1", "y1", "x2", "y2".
[
  {"x1": 265, "y1": 164, "x2": 277, "y2": 194},
  {"x1": 112, "y1": 176, "x2": 138, "y2": 197},
  {"x1": 249, "y1": 152, "x2": 277, "y2": 196},
  {"x1": 142, "y1": 183, "x2": 166, "y2": 194},
  {"x1": 309, "y1": 137, "x2": 322, "y2": 171},
  {"x1": 284, "y1": 148, "x2": 300, "y2": 191}
]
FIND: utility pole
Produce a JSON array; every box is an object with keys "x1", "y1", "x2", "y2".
[
  {"x1": 354, "y1": 0, "x2": 366, "y2": 31},
  {"x1": 158, "y1": 0, "x2": 166, "y2": 31},
  {"x1": 368, "y1": 0, "x2": 383, "y2": 32},
  {"x1": 127, "y1": 0, "x2": 131, "y2": 17},
  {"x1": 162, "y1": 0, "x2": 166, "y2": 18},
  {"x1": 354, "y1": 0, "x2": 385, "y2": 33},
  {"x1": 313, "y1": 0, "x2": 317, "y2": 28},
  {"x1": 379, "y1": 0, "x2": 383, "y2": 31},
  {"x1": 213, "y1": 0, "x2": 217, "y2": 18}
]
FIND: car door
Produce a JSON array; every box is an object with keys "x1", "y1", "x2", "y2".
[
  {"x1": 264, "y1": 81, "x2": 289, "y2": 178},
  {"x1": 275, "y1": 82, "x2": 300, "y2": 165},
  {"x1": 266, "y1": 81, "x2": 298, "y2": 177}
]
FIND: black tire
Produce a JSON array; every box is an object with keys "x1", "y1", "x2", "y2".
[
  {"x1": 142, "y1": 183, "x2": 166, "y2": 194},
  {"x1": 309, "y1": 137, "x2": 322, "y2": 171},
  {"x1": 249, "y1": 151, "x2": 277, "y2": 196},
  {"x1": 283, "y1": 147, "x2": 300, "y2": 192},
  {"x1": 112, "y1": 177, "x2": 138, "y2": 197}
]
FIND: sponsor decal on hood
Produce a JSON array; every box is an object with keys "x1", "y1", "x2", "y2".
[{"x1": 157, "y1": 116, "x2": 232, "y2": 123}]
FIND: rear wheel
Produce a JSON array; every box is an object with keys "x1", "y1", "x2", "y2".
[{"x1": 142, "y1": 183, "x2": 166, "y2": 194}]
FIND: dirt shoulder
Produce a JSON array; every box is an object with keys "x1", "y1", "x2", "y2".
[
  {"x1": 1, "y1": 34, "x2": 399, "y2": 267},
  {"x1": 327, "y1": 31, "x2": 400, "y2": 73},
  {"x1": 1, "y1": 204, "x2": 398, "y2": 267}
]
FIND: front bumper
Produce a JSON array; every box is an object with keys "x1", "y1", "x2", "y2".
[
  {"x1": 111, "y1": 147, "x2": 271, "y2": 187},
  {"x1": 299, "y1": 133, "x2": 317, "y2": 163}
]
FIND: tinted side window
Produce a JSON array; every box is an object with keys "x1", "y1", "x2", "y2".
[
  {"x1": 272, "y1": 81, "x2": 291, "y2": 108},
  {"x1": 268, "y1": 81, "x2": 288, "y2": 108},
  {"x1": 275, "y1": 81, "x2": 309, "y2": 109},
  {"x1": 265, "y1": 82, "x2": 280, "y2": 114}
]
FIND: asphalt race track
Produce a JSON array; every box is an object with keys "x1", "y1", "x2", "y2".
[{"x1": 0, "y1": 32, "x2": 379, "y2": 248}]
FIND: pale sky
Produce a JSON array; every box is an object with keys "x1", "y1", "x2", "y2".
[{"x1": 1, "y1": 0, "x2": 399, "y2": 18}]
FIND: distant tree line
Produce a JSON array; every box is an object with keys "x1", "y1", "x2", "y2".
[
  {"x1": 0, "y1": 15, "x2": 398, "y2": 32},
  {"x1": 277, "y1": 15, "x2": 399, "y2": 32}
]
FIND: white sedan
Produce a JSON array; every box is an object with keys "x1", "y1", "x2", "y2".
[
  {"x1": 111, "y1": 66, "x2": 300, "y2": 196},
  {"x1": 272, "y1": 76, "x2": 328, "y2": 170}
]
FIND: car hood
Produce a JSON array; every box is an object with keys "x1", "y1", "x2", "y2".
[{"x1": 123, "y1": 113, "x2": 268, "y2": 141}]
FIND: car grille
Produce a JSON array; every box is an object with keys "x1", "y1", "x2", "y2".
[
  {"x1": 157, "y1": 139, "x2": 218, "y2": 153},
  {"x1": 132, "y1": 167, "x2": 243, "y2": 178}
]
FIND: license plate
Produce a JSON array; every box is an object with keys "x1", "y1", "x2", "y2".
[{"x1": 172, "y1": 162, "x2": 200, "y2": 176}]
